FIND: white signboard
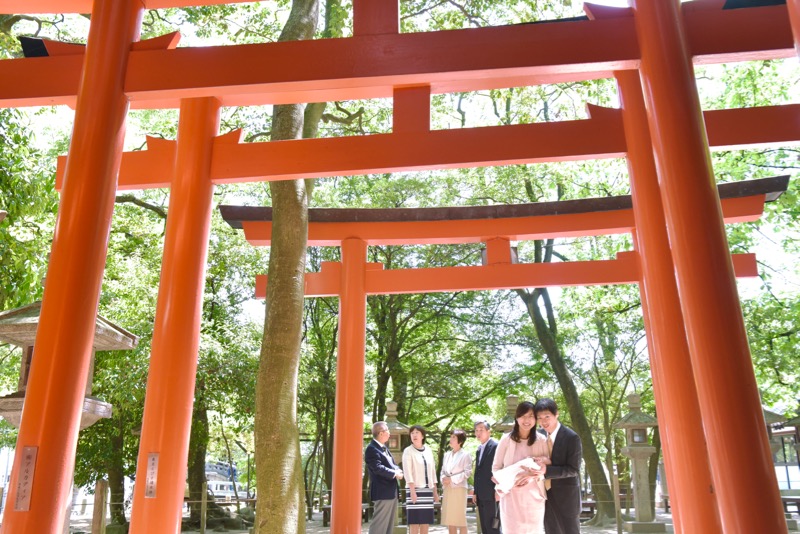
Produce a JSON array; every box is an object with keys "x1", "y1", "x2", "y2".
[
  {"x1": 14, "y1": 446, "x2": 38, "y2": 511},
  {"x1": 145, "y1": 452, "x2": 159, "y2": 498}
]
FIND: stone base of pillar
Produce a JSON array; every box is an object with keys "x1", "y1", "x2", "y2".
[{"x1": 623, "y1": 520, "x2": 669, "y2": 533}]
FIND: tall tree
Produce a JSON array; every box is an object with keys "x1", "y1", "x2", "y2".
[
  {"x1": 253, "y1": 0, "x2": 319, "y2": 531},
  {"x1": 516, "y1": 275, "x2": 616, "y2": 522}
]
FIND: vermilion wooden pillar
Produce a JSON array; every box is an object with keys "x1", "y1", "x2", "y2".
[
  {"x1": 617, "y1": 70, "x2": 721, "y2": 534},
  {"x1": 788, "y1": 0, "x2": 800, "y2": 57},
  {"x1": 353, "y1": 0, "x2": 398, "y2": 35},
  {"x1": 129, "y1": 97, "x2": 221, "y2": 534},
  {"x1": 331, "y1": 238, "x2": 368, "y2": 533},
  {"x1": 0, "y1": 1, "x2": 142, "y2": 532},
  {"x1": 630, "y1": 1, "x2": 786, "y2": 532}
]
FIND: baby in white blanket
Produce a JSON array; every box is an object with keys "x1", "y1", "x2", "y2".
[{"x1": 492, "y1": 457, "x2": 545, "y2": 495}]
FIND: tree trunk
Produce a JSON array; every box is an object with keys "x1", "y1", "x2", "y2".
[
  {"x1": 368, "y1": 294, "x2": 402, "y2": 420},
  {"x1": 390, "y1": 357, "x2": 408, "y2": 421},
  {"x1": 303, "y1": 443, "x2": 319, "y2": 520},
  {"x1": 517, "y1": 286, "x2": 616, "y2": 523},
  {"x1": 107, "y1": 420, "x2": 127, "y2": 525},
  {"x1": 254, "y1": 2, "x2": 319, "y2": 531},
  {"x1": 373, "y1": 359, "x2": 391, "y2": 420},
  {"x1": 322, "y1": 385, "x2": 335, "y2": 490},
  {"x1": 187, "y1": 381, "x2": 209, "y2": 524},
  {"x1": 648, "y1": 426, "x2": 661, "y2": 516}
]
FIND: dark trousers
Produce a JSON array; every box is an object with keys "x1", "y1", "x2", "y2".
[
  {"x1": 476, "y1": 497, "x2": 500, "y2": 534},
  {"x1": 544, "y1": 487, "x2": 581, "y2": 534}
]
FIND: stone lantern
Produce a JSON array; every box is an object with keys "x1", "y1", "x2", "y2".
[
  {"x1": 0, "y1": 301, "x2": 138, "y2": 429},
  {"x1": 384, "y1": 400, "x2": 409, "y2": 463},
  {"x1": 613, "y1": 394, "x2": 666, "y2": 533},
  {"x1": 493, "y1": 395, "x2": 519, "y2": 434}
]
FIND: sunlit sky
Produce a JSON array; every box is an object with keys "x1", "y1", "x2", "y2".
[{"x1": 584, "y1": 0, "x2": 628, "y2": 5}]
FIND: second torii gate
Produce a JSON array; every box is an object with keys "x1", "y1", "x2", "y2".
[{"x1": 220, "y1": 174, "x2": 788, "y2": 533}]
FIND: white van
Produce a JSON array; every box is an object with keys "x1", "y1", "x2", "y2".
[{"x1": 207, "y1": 480, "x2": 241, "y2": 502}]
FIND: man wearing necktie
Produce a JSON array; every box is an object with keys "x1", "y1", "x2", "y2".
[
  {"x1": 473, "y1": 420, "x2": 501, "y2": 534},
  {"x1": 365, "y1": 421, "x2": 404, "y2": 534},
  {"x1": 535, "y1": 398, "x2": 582, "y2": 534}
]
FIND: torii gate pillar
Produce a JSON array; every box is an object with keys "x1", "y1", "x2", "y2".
[
  {"x1": 617, "y1": 70, "x2": 721, "y2": 534},
  {"x1": 788, "y1": 0, "x2": 800, "y2": 57},
  {"x1": 0, "y1": 1, "x2": 143, "y2": 532},
  {"x1": 129, "y1": 97, "x2": 221, "y2": 533},
  {"x1": 630, "y1": 0, "x2": 785, "y2": 531},
  {"x1": 331, "y1": 238, "x2": 369, "y2": 533}
]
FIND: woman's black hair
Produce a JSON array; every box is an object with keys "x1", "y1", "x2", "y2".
[
  {"x1": 409, "y1": 424, "x2": 427, "y2": 442},
  {"x1": 451, "y1": 429, "x2": 467, "y2": 447},
  {"x1": 510, "y1": 401, "x2": 538, "y2": 446}
]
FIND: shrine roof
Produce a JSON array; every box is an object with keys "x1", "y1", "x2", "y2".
[
  {"x1": 0, "y1": 301, "x2": 139, "y2": 350},
  {"x1": 219, "y1": 175, "x2": 789, "y2": 229}
]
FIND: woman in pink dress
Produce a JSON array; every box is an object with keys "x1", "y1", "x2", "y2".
[{"x1": 492, "y1": 401, "x2": 551, "y2": 534}]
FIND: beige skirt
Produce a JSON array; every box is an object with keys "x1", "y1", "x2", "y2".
[{"x1": 441, "y1": 486, "x2": 468, "y2": 527}]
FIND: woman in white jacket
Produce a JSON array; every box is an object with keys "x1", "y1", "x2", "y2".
[
  {"x1": 440, "y1": 429, "x2": 472, "y2": 534},
  {"x1": 402, "y1": 425, "x2": 439, "y2": 534}
]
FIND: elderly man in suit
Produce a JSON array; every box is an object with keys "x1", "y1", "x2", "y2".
[
  {"x1": 535, "y1": 398, "x2": 582, "y2": 534},
  {"x1": 365, "y1": 421, "x2": 404, "y2": 534},
  {"x1": 473, "y1": 419, "x2": 500, "y2": 534}
]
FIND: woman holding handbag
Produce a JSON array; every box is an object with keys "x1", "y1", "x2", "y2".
[{"x1": 440, "y1": 429, "x2": 472, "y2": 534}]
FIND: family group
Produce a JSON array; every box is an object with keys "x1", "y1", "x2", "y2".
[{"x1": 365, "y1": 398, "x2": 583, "y2": 534}]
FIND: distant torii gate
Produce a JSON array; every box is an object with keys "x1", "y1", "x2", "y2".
[
  {"x1": 0, "y1": 0, "x2": 798, "y2": 533},
  {"x1": 221, "y1": 174, "x2": 786, "y2": 533}
]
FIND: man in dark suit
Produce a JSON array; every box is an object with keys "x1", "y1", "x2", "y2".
[
  {"x1": 473, "y1": 420, "x2": 501, "y2": 534},
  {"x1": 535, "y1": 398, "x2": 582, "y2": 534},
  {"x1": 365, "y1": 421, "x2": 404, "y2": 534}
]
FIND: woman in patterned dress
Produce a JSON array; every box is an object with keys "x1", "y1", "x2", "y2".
[{"x1": 402, "y1": 425, "x2": 439, "y2": 534}]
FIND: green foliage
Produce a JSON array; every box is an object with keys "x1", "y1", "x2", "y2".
[
  {"x1": 703, "y1": 59, "x2": 800, "y2": 411},
  {"x1": 401, "y1": 0, "x2": 581, "y2": 32},
  {"x1": 153, "y1": 4, "x2": 290, "y2": 44},
  {"x1": 0, "y1": 109, "x2": 58, "y2": 311}
]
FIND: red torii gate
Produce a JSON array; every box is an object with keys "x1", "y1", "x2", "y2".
[
  {"x1": 220, "y1": 175, "x2": 784, "y2": 534},
  {"x1": 0, "y1": 0, "x2": 797, "y2": 533}
]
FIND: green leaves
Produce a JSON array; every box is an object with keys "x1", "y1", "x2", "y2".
[{"x1": 0, "y1": 109, "x2": 58, "y2": 311}]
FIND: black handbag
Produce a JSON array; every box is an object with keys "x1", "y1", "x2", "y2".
[{"x1": 491, "y1": 501, "x2": 501, "y2": 529}]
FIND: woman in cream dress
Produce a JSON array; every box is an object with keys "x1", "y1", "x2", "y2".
[
  {"x1": 440, "y1": 429, "x2": 472, "y2": 534},
  {"x1": 492, "y1": 401, "x2": 551, "y2": 534}
]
